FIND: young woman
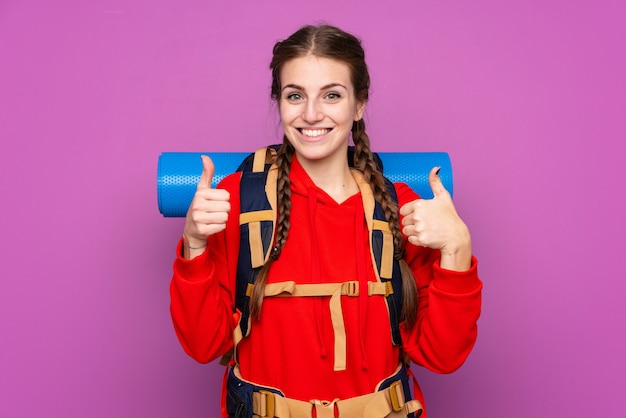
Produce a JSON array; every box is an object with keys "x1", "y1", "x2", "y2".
[{"x1": 170, "y1": 24, "x2": 482, "y2": 418}]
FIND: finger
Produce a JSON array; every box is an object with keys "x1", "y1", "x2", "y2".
[
  {"x1": 197, "y1": 155, "x2": 215, "y2": 190},
  {"x1": 407, "y1": 235, "x2": 425, "y2": 248},
  {"x1": 191, "y1": 210, "x2": 230, "y2": 226},
  {"x1": 400, "y1": 199, "x2": 424, "y2": 219},
  {"x1": 200, "y1": 223, "x2": 227, "y2": 236},
  {"x1": 194, "y1": 188, "x2": 231, "y2": 203},
  {"x1": 428, "y1": 166, "x2": 449, "y2": 198},
  {"x1": 399, "y1": 201, "x2": 414, "y2": 217}
]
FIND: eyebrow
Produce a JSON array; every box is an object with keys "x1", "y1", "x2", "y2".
[{"x1": 281, "y1": 83, "x2": 348, "y2": 92}]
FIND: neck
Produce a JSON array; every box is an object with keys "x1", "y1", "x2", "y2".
[{"x1": 295, "y1": 153, "x2": 359, "y2": 203}]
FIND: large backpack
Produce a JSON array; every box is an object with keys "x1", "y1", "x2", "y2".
[{"x1": 226, "y1": 145, "x2": 405, "y2": 366}]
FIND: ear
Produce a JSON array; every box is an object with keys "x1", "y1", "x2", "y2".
[{"x1": 354, "y1": 100, "x2": 366, "y2": 121}]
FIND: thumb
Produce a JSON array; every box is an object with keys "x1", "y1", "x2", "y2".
[
  {"x1": 428, "y1": 166, "x2": 449, "y2": 199},
  {"x1": 197, "y1": 155, "x2": 215, "y2": 190}
]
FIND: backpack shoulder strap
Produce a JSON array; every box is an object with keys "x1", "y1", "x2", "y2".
[
  {"x1": 379, "y1": 177, "x2": 404, "y2": 346},
  {"x1": 353, "y1": 170, "x2": 404, "y2": 346},
  {"x1": 235, "y1": 146, "x2": 278, "y2": 339}
]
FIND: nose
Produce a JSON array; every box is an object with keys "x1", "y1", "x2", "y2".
[{"x1": 302, "y1": 99, "x2": 323, "y2": 123}]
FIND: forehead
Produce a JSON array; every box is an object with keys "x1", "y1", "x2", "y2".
[{"x1": 280, "y1": 55, "x2": 353, "y2": 90}]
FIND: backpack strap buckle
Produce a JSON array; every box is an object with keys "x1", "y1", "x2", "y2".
[
  {"x1": 341, "y1": 281, "x2": 359, "y2": 297},
  {"x1": 252, "y1": 390, "x2": 276, "y2": 418},
  {"x1": 389, "y1": 380, "x2": 404, "y2": 412}
]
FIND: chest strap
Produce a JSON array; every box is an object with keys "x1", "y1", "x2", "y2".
[{"x1": 238, "y1": 280, "x2": 392, "y2": 372}]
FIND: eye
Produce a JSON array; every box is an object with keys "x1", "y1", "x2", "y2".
[
  {"x1": 285, "y1": 92, "x2": 303, "y2": 102},
  {"x1": 325, "y1": 92, "x2": 342, "y2": 101}
]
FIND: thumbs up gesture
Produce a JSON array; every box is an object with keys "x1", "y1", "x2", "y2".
[
  {"x1": 182, "y1": 155, "x2": 231, "y2": 253},
  {"x1": 399, "y1": 167, "x2": 472, "y2": 271}
]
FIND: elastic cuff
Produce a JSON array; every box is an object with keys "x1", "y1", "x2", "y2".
[
  {"x1": 173, "y1": 238, "x2": 214, "y2": 283},
  {"x1": 431, "y1": 256, "x2": 481, "y2": 294}
]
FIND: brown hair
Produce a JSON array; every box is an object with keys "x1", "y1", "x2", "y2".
[{"x1": 250, "y1": 25, "x2": 417, "y2": 328}]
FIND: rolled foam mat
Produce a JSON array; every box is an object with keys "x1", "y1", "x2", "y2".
[{"x1": 157, "y1": 151, "x2": 453, "y2": 217}]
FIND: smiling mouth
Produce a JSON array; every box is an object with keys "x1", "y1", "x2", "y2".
[{"x1": 299, "y1": 128, "x2": 331, "y2": 137}]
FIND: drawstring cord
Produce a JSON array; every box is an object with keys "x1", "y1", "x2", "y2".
[
  {"x1": 355, "y1": 201, "x2": 370, "y2": 370},
  {"x1": 308, "y1": 188, "x2": 327, "y2": 359}
]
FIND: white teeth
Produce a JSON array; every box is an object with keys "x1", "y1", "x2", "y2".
[{"x1": 301, "y1": 128, "x2": 329, "y2": 137}]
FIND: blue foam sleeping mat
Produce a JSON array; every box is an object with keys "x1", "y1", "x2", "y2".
[{"x1": 157, "y1": 151, "x2": 452, "y2": 217}]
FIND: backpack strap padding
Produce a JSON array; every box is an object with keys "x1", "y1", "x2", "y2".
[
  {"x1": 351, "y1": 169, "x2": 395, "y2": 283},
  {"x1": 252, "y1": 146, "x2": 277, "y2": 173},
  {"x1": 238, "y1": 147, "x2": 278, "y2": 269},
  {"x1": 240, "y1": 209, "x2": 274, "y2": 268},
  {"x1": 352, "y1": 169, "x2": 404, "y2": 346},
  {"x1": 372, "y1": 219, "x2": 394, "y2": 279},
  {"x1": 235, "y1": 148, "x2": 278, "y2": 341}
]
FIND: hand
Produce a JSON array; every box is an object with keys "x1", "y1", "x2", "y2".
[
  {"x1": 183, "y1": 155, "x2": 231, "y2": 250},
  {"x1": 400, "y1": 167, "x2": 472, "y2": 270}
]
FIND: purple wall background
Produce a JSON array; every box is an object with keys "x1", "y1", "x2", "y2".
[{"x1": 1, "y1": 1, "x2": 625, "y2": 417}]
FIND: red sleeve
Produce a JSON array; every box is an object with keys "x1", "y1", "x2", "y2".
[
  {"x1": 395, "y1": 182, "x2": 483, "y2": 374},
  {"x1": 169, "y1": 172, "x2": 242, "y2": 363}
]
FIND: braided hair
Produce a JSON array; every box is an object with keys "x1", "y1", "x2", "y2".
[{"x1": 249, "y1": 140, "x2": 293, "y2": 320}]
